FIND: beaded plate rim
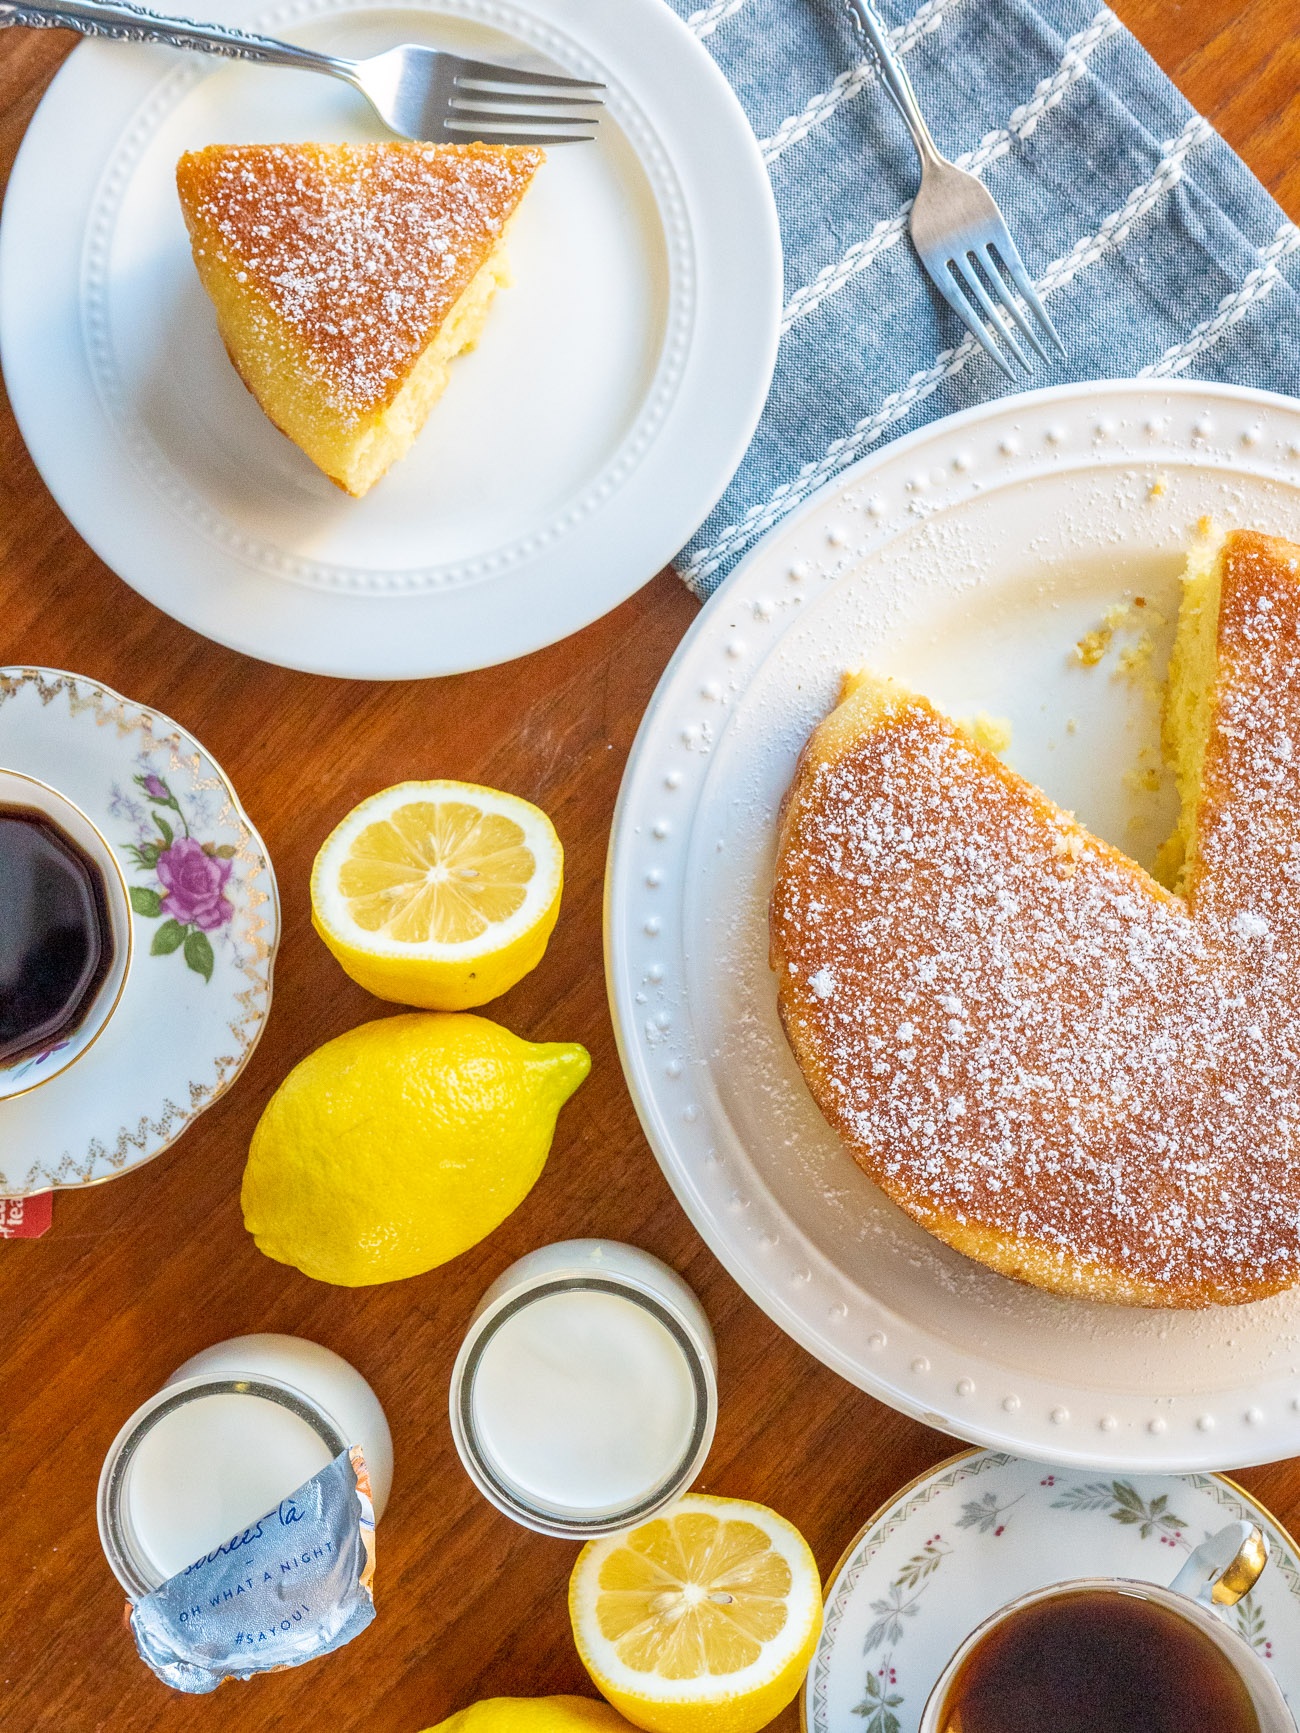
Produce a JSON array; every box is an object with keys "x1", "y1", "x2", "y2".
[{"x1": 606, "y1": 377, "x2": 1300, "y2": 1472}]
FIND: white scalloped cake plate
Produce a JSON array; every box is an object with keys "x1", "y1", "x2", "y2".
[
  {"x1": 607, "y1": 379, "x2": 1300, "y2": 1472},
  {"x1": 0, "y1": 668, "x2": 278, "y2": 1193},
  {"x1": 802, "y1": 1450, "x2": 1300, "y2": 1733},
  {"x1": 0, "y1": 0, "x2": 779, "y2": 678}
]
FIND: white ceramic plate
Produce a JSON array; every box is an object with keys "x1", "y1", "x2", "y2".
[
  {"x1": 607, "y1": 379, "x2": 1300, "y2": 1472},
  {"x1": 0, "y1": 668, "x2": 278, "y2": 1192},
  {"x1": 0, "y1": 0, "x2": 779, "y2": 678},
  {"x1": 803, "y1": 1449, "x2": 1300, "y2": 1733}
]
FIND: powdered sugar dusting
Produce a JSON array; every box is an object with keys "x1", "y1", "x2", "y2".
[
  {"x1": 771, "y1": 532, "x2": 1300, "y2": 1307},
  {"x1": 177, "y1": 142, "x2": 542, "y2": 416}
]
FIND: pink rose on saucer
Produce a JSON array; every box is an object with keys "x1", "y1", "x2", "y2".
[
  {"x1": 125, "y1": 770, "x2": 238, "y2": 981},
  {"x1": 157, "y1": 838, "x2": 233, "y2": 932}
]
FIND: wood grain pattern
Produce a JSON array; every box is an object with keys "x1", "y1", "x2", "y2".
[{"x1": 1, "y1": 4, "x2": 1297, "y2": 1727}]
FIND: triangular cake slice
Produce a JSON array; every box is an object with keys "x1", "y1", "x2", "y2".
[{"x1": 176, "y1": 141, "x2": 544, "y2": 497}]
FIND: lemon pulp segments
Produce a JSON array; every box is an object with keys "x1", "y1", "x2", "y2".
[
  {"x1": 596, "y1": 1512, "x2": 792, "y2": 1678},
  {"x1": 311, "y1": 781, "x2": 564, "y2": 1010},
  {"x1": 339, "y1": 801, "x2": 534, "y2": 944}
]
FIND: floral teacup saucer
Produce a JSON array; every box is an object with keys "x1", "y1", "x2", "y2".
[
  {"x1": 804, "y1": 1449, "x2": 1300, "y2": 1733},
  {"x1": 0, "y1": 668, "x2": 278, "y2": 1193}
]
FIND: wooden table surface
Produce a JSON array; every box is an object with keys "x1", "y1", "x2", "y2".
[{"x1": 2, "y1": 3, "x2": 1298, "y2": 1728}]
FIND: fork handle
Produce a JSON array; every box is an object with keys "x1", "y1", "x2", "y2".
[
  {"x1": 843, "y1": 0, "x2": 944, "y2": 170},
  {"x1": 0, "y1": 0, "x2": 356, "y2": 78}
]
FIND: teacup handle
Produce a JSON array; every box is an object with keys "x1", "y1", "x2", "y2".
[{"x1": 1169, "y1": 1519, "x2": 1269, "y2": 1609}]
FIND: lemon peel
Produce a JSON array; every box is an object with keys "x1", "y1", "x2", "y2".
[
  {"x1": 424, "y1": 1699, "x2": 637, "y2": 1733},
  {"x1": 242, "y1": 1012, "x2": 589, "y2": 1285}
]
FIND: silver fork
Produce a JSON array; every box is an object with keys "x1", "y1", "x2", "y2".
[
  {"x1": 0, "y1": 0, "x2": 604, "y2": 145},
  {"x1": 845, "y1": 0, "x2": 1065, "y2": 376}
]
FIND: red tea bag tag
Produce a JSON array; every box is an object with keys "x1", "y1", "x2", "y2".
[{"x1": 0, "y1": 1193, "x2": 53, "y2": 1238}]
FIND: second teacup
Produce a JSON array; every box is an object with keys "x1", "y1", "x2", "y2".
[{"x1": 920, "y1": 1520, "x2": 1293, "y2": 1733}]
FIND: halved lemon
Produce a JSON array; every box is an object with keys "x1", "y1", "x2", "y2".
[
  {"x1": 311, "y1": 781, "x2": 563, "y2": 1010},
  {"x1": 569, "y1": 1495, "x2": 823, "y2": 1733}
]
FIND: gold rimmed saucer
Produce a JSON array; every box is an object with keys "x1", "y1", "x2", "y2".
[
  {"x1": 802, "y1": 1448, "x2": 1300, "y2": 1732},
  {"x1": 0, "y1": 667, "x2": 278, "y2": 1193}
]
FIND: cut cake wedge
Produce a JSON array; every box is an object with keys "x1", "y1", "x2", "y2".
[
  {"x1": 771, "y1": 528, "x2": 1300, "y2": 1308},
  {"x1": 176, "y1": 141, "x2": 544, "y2": 497}
]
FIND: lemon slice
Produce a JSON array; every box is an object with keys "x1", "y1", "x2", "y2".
[
  {"x1": 569, "y1": 1495, "x2": 823, "y2": 1733},
  {"x1": 311, "y1": 780, "x2": 563, "y2": 1009}
]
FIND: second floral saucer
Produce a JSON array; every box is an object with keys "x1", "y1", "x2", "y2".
[
  {"x1": 803, "y1": 1449, "x2": 1300, "y2": 1733},
  {"x1": 0, "y1": 667, "x2": 278, "y2": 1194}
]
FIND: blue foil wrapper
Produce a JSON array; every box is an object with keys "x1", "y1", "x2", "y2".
[{"x1": 129, "y1": 1445, "x2": 377, "y2": 1693}]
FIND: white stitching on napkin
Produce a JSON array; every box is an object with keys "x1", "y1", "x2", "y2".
[
  {"x1": 1139, "y1": 221, "x2": 1300, "y2": 378},
  {"x1": 682, "y1": 113, "x2": 1212, "y2": 584},
  {"x1": 761, "y1": 0, "x2": 965, "y2": 164},
  {"x1": 781, "y1": 8, "x2": 1121, "y2": 330},
  {"x1": 1034, "y1": 114, "x2": 1209, "y2": 284},
  {"x1": 686, "y1": 0, "x2": 751, "y2": 39}
]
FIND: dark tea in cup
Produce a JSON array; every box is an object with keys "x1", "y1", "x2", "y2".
[
  {"x1": 0, "y1": 805, "x2": 116, "y2": 1068},
  {"x1": 935, "y1": 1587, "x2": 1260, "y2": 1733}
]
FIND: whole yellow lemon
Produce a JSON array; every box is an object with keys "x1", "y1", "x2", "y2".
[
  {"x1": 423, "y1": 1699, "x2": 636, "y2": 1733},
  {"x1": 242, "y1": 1013, "x2": 589, "y2": 1285}
]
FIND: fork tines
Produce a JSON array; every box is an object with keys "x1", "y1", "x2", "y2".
[
  {"x1": 454, "y1": 57, "x2": 605, "y2": 91},
  {"x1": 449, "y1": 58, "x2": 603, "y2": 145},
  {"x1": 937, "y1": 237, "x2": 1065, "y2": 381}
]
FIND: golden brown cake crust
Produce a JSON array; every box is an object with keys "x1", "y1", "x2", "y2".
[
  {"x1": 770, "y1": 530, "x2": 1300, "y2": 1309},
  {"x1": 175, "y1": 141, "x2": 542, "y2": 417}
]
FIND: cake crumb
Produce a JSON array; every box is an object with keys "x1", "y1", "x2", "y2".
[
  {"x1": 1073, "y1": 599, "x2": 1166, "y2": 675},
  {"x1": 1117, "y1": 633, "x2": 1155, "y2": 679},
  {"x1": 956, "y1": 713, "x2": 1013, "y2": 756},
  {"x1": 1124, "y1": 764, "x2": 1163, "y2": 794},
  {"x1": 1074, "y1": 625, "x2": 1113, "y2": 667}
]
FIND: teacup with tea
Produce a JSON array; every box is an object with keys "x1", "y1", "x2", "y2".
[
  {"x1": 0, "y1": 768, "x2": 132, "y2": 1099},
  {"x1": 921, "y1": 1518, "x2": 1294, "y2": 1733}
]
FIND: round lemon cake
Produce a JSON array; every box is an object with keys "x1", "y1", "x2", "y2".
[{"x1": 770, "y1": 529, "x2": 1300, "y2": 1308}]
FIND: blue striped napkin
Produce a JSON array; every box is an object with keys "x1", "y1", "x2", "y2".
[{"x1": 670, "y1": 0, "x2": 1300, "y2": 597}]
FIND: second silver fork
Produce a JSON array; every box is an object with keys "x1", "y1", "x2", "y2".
[{"x1": 845, "y1": 0, "x2": 1065, "y2": 377}]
